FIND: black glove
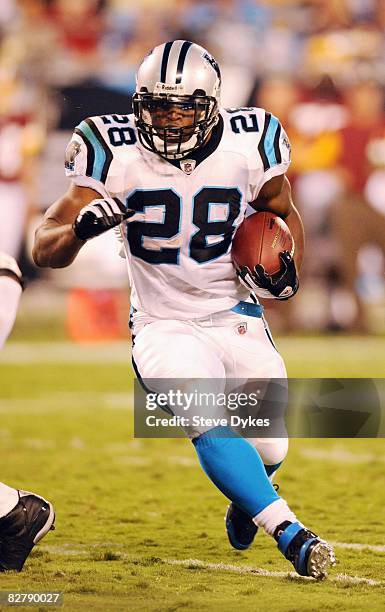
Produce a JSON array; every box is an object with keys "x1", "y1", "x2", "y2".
[
  {"x1": 73, "y1": 198, "x2": 135, "y2": 241},
  {"x1": 237, "y1": 251, "x2": 299, "y2": 300}
]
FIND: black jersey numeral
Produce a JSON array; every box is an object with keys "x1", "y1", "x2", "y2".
[
  {"x1": 125, "y1": 187, "x2": 242, "y2": 265},
  {"x1": 190, "y1": 188, "x2": 242, "y2": 263},
  {"x1": 107, "y1": 126, "x2": 137, "y2": 146},
  {"x1": 101, "y1": 115, "x2": 131, "y2": 124},
  {"x1": 126, "y1": 190, "x2": 181, "y2": 264},
  {"x1": 100, "y1": 115, "x2": 137, "y2": 146},
  {"x1": 230, "y1": 113, "x2": 259, "y2": 134}
]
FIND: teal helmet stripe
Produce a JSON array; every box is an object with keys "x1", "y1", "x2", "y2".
[
  {"x1": 76, "y1": 120, "x2": 106, "y2": 182},
  {"x1": 263, "y1": 114, "x2": 280, "y2": 168}
]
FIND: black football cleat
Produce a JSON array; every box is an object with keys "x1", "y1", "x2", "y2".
[
  {"x1": 275, "y1": 521, "x2": 336, "y2": 579},
  {"x1": 225, "y1": 503, "x2": 258, "y2": 550},
  {"x1": 0, "y1": 490, "x2": 55, "y2": 572}
]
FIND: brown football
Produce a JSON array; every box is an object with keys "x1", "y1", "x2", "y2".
[{"x1": 232, "y1": 211, "x2": 294, "y2": 276}]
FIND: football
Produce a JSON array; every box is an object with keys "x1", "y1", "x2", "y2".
[{"x1": 232, "y1": 211, "x2": 294, "y2": 276}]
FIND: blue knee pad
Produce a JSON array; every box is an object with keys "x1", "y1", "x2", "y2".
[{"x1": 192, "y1": 426, "x2": 279, "y2": 517}]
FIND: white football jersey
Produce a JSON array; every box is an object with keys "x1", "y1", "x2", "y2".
[{"x1": 65, "y1": 107, "x2": 291, "y2": 319}]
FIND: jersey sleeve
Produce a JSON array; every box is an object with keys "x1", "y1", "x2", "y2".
[
  {"x1": 249, "y1": 112, "x2": 291, "y2": 201},
  {"x1": 64, "y1": 117, "x2": 112, "y2": 197}
]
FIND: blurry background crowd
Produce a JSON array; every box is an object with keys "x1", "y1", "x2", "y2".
[{"x1": 1, "y1": 0, "x2": 384, "y2": 340}]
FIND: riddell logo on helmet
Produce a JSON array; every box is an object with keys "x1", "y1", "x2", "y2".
[{"x1": 154, "y1": 82, "x2": 185, "y2": 93}]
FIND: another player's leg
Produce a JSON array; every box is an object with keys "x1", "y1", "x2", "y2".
[
  {"x1": 0, "y1": 254, "x2": 55, "y2": 571},
  {"x1": 0, "y1": 252, "x2": 23, "y2": 348},
  {"x1": 0, "y1": 484, "x2": 55, "y2": 572}
]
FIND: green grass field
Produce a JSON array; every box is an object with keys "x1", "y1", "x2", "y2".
[{"x1": 0, "y1": 337, "x2": 384, "y2": 611}]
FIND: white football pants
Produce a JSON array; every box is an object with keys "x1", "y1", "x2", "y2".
[{"x1": 132, "y1": 306, "x2": 288, "y2": 466}]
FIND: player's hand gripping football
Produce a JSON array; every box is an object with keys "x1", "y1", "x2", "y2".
[
  {"x1": 237, "y1": 251, "x2": 299, "y2": 300},
  {"x1": 73, "y1": 198, "x2": 135, "y2": 241}
]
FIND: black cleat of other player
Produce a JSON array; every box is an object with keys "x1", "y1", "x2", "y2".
[{"x1": 0, "y1": 491, "x2": 55, "y2": 572}]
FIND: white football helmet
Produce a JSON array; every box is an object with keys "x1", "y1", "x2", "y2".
[{"x1": 133, "y1": 40, "x2": 221, "y2": 160}]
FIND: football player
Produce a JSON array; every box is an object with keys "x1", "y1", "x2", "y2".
[
  {"x1": 0, "y1": 253, "x2": 55, "y2": 572},
  {"x1": 33, "y1": 40, "x2": 335, "y2": 579}
]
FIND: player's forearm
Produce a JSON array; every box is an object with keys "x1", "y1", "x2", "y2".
[
  {"x1": 32, "y1": 222, "x2": 85, "y2": 268},
  {"x1": 284, "y1": 203, "x2": 304, "y2": 271},
  {"x1": 253, "y1": 176, "x2": 305, "y2": 271}
]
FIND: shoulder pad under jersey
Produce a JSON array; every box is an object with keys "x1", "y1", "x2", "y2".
[
  {"x1": 221, "y1": 106, "x2": 291, "y2": 176},
  {"x1": 65, "y1": 114, "x2": 139, "y2": 194}
]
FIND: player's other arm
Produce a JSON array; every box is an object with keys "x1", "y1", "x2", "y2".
[
  {"x1": 250, "y1": 174, "x2": 304, "y2": 271},
  {"x1": 32, "y1": 184, "x2": 100, "y2": 268},
  {"x1": 33, "y1": 184, "x2": 135, "y2": 268}
]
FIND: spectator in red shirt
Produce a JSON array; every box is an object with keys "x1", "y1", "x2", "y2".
[{"x1": 333, "y1": 79, "x2": 385, "y2": 331}]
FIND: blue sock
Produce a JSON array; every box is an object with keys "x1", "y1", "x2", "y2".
[
  {"x1": 264, "y1": 462, "x2": 282, "y2": 478},
  {"x1": 192, "y1": 426, "x2": 279, "y2": 517}
]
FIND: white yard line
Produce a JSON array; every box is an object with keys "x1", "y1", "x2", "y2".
[
  {"x1": 165, "y1": 558, "x2": 383, "y2": 586},
  {"x1": 39, "y1": 546, "x2": 384, "y2": 586}
]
